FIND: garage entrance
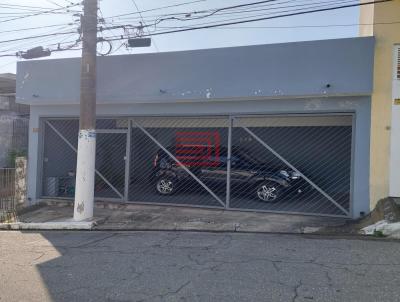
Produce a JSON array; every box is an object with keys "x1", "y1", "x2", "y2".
[{"x1": 41, "y1": 114, "x2": 353, "y2": 217}]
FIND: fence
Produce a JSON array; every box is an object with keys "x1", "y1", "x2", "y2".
[
  {"x1": 0, "y1": 116, "x2": 29, "y2": 168},
  {"x1": 12, "y1": 118, "x2": 29, "y2": 152},
  {"x1": 41, "y1": 114, "x2": 354, "y2": 217},
  {"x1": 0, "y1": 168, "x2": 15, "y2": 222}
]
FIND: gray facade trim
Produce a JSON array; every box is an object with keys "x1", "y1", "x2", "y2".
[{"x1": 16, "y1": 37, "x2": 375, "y2": 106}]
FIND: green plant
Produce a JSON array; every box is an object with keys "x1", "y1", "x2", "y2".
[{"x1": 6, "y1": 149, "x2": 27, "y2": 168}]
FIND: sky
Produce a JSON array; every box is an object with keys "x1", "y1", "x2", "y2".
[{"x1": 0, "y1": 0, "x2": 360, "y2": 74}]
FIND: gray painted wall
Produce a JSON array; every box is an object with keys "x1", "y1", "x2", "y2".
[
  {"x1": 16, "y1": 37, "x2": 374, "y2": 105},
  {"x1": 27, "y1": 96, "x2": 371, "y2": 218}
]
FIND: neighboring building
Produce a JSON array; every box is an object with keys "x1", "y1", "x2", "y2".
[
  {"x1": 359, "y1": 0, "x2": 400, "y2": 208},
  {"x1": 0, "y1": 74, "x2": 29, "y2": 168},
  {"x1": 16, "y1": 37, "x2": 374, "y2": 218}
]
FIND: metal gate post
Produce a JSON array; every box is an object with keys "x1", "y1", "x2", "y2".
[
  {"x1": 225, "y1": 117, "x2": 233, "y2": 209},
  {"x1": 124, "y1": 120, "x2": 132, "y2": 201},
  {"x1": 349, "y1": 113, "x2": 356, "y2": 218}
]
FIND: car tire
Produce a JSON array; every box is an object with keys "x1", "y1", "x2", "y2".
[
  {"x1": 156, "y1": 177, "x2": 176, "y2": 195},
  {"x1": 256, "y1": 181, "x2": 282, "y2": 202}
]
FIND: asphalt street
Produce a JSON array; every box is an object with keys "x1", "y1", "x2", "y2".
[{"x1": 1, "y1": 231, "x2": 400, "y2": 302}]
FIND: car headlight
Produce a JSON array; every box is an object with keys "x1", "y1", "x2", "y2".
[
  {"x1": 290, "y1": 171, "x2": 301, "y2": 179},
  {"x1": 280, "y1": 170, "x2": 290, "y2": 178}
]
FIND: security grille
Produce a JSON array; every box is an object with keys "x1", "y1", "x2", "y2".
[
  {"x1": 0, "y1": 168, "x2": 15, "y2": 222},
  {"x1": 40, "y1": 114, "x2": 353, "y2": 217},
  {"x1": 129, "y1": 117, "x2": 228, "y2": 208},
  {"x1": 42, "y1": 119, "x2": 128, "y2": 201},
  {"x1": 231, "y1": 116, "x2": 352, "y2": 216}
]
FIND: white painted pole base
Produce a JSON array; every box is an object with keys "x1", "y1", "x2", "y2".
[{"x1": 73, "y1": 129, "x2": 96, "y2": 221}]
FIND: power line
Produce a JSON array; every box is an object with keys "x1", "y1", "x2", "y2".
[
  {"x1": 0, "y1": 3, "x2": 80, "y2": 17},
  {"x1": 31, "y1": 19, "x2": 397, "y2": 53},
  {"x1": 149, "y1": 0, "x2": 360, "y2": 27},
  {"x1": 95, "y1": 0, "x2": 389, "y2": 39},
  {"x1": 111, "y1": 0, "x2": 346, "y2": 23},
  {"x1": 108, "y1": 0, "x2": 296, "y2": 23},
  {"x1": 0, "y1": 2, "x2": 81, "y2": 24},
  {"x1": 0, "y1": 0, "x2": 392, "y2": 62},
  {"x1": 0, "y1": 25, "x2": 78, "y2": 54},
  {"x1": 155, "y1": 20, "x2": 400, "y2": 30},
  {"x1": 44, "y1": 0, "x2": 65, "y2": 8},
  {"x1": 0, "y1": 23, "x2": 77, "y2": 35},
  {"x1": 0, "y1": 30, "x2": 78, "y2": 45},
  {"x1": 105, "y1": 0, "x2": 361, "y2": 30},
  {"x1": 103, "y1": 0, "x2": 391, "y2": 40},
  {"x1": 157, "y1": 0, "x2": 285, "y2": 22},
  {"x1": 0, "y1": 3, "x2": 57, "y2": 10},
  {"x1": 170, "y1": 0, "x2": 356, "y2": 20},
  {"x1": 105, "y1": 0, "x2": 207, "y2": 20},
  {"x1": 128, "y1": 0, "x2": 160, "y2": 52}
]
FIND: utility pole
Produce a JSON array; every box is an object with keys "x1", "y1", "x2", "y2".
[{"x1": 73, "y1": 0, "x2": 98, "y2": 221}]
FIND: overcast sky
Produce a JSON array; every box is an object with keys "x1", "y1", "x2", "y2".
[{"x1": 0, "y1": 0, "x2": 360, "y2": 74}]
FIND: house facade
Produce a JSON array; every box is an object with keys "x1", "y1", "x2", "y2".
[
  {"x1": 16, "y1": 37, "x2": 374, "y2": 218},
  {"x1": 360, "y1": 0, "x2": 400, "y2": 208}
]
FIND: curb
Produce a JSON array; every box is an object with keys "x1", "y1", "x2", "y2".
[{"x1": 0, "y1": 220, "x2": 97, "y2": 230}]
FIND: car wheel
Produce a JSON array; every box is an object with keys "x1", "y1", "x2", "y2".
[
  {"x1": 256, "y1": 181, "x2": 282, "y2": 202},
  {"x1": 156, "y1": 177, "x2": 175, "y2": 195}
]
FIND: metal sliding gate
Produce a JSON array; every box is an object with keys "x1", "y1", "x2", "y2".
[
  {"x1": 42, "y1": 119, "x2": 127, "y2": 201},
  {"x1": 41, "y1": 114, "x2": 353, "y2": 217}
]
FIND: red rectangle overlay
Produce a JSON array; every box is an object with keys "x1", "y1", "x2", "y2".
[{"x1": 175, "y1": 131, "x2": 221, "y2": 167}]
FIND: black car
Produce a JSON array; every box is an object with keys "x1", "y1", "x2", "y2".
[{"x1": 152, "y1": 145, "x2": 306, "y2": 202}]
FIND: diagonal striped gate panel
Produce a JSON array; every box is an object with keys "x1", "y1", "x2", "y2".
[
  {"x1": 40, "y1": 115, "x2": 353, "y2": 217},
  {"x1": 230, "y1": 115, "x2": 352, "y2": 216},
  {"x1": 129, "y1": 117, "x2": 228, "y2": 208}
]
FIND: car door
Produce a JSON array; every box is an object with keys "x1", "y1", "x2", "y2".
[
  {"x1": 199, "y1": 155, "x2": 229, "y2": 185},
  {"x1": 229, "y1": 153, "x2": 257, "y2": 185}
]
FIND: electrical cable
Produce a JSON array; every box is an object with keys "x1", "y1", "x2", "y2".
[
  {"x1": 0, "y1": 23, "x2": 77, "y2": 35},
  {"x1": 0, "y1": 2, "x2": 81, "y2": 24},
  {"x1": 0, "y1": 0, "x2": 393, "y2": 61},
  {"x1": 155, "y1": 20, "x2": 400, "y2": 30},
  {"x1": 101, "y1": 0, "x2": 391, "y2": 40},
  {"x1": 149, "y1": 0, "x2": 361, "y2": 29},
  {"x1": 128, "y1": 0, "x2": 160, "y2": 52},
  {"x1": 104, "y1": 0, "x2": 207, "y2": 20},
  {"x1": 0, "y1": 30, "x2": 79, "y2": 45}
]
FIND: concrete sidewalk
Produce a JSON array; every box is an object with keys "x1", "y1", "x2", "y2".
[{"x1": 0, "y1": 200, "x2": 347, "y2": 233}]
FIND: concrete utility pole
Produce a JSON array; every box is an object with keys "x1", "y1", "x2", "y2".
[{"x1": 73, "y1": 0, "x2": 98, "y2": 221}]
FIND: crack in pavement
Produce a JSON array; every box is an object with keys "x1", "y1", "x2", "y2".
[
  {"x1": 292, "y1": 280, "x2": 302, "y2": 302},
  {"x1": 136, "y1": 280, "x2": 192, "y2": 302},
  {"x1": 72, "y1": 233, "x2": 119, "y2": 248}
]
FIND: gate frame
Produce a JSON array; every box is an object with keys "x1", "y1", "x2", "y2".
[
  {"x1": 38, "y1": 112, "x2": 355, "y2": 218},
  {"x1": 131, "y1": 118, "x2": 226, "y2": 208},
  {"x1": 40, "y1": 118, "x2": 128, "y2": 203},
  {"x1": 232, "y1": 116, "x2": 350, "y2": 216}
]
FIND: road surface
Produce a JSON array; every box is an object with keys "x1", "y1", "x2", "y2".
[{"x1": 1, "y1": 231, "x2": 400, "y2": 302}]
